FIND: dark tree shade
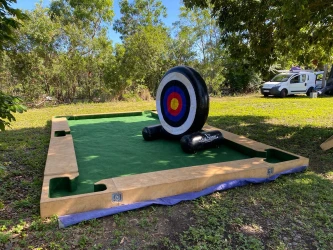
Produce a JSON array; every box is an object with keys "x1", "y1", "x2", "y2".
[{"x1": 184, "y1": 0, "x2": 333, "y2": 69}]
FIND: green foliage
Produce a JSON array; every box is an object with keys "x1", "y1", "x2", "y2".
[
  {"x1": 0, "y1": 0, "x2": 28, "y2": 49},
  {"x1": 184, "y1": 0, "x2": 333, "y2": 71},
  {"x1": 0, "y1": 1, "x2": 28, "y2": 130},
  {"x1": 223, "y1": 59, "x2": 262, "y2": 93},
  {"x1": 102, "y1": 43, "x2": 128, "y2": 99},
  {"x1": 50, "y1": 0, "x2": 113, "y2": 24},
  {"x1": 3, "y1": 0, "x2": 332, "y2": 102},
  {"x1": 122, "y1": 25, "x2": 171, "y2": 95},
  {"x1": 106, "y1": 1, "x2": 172, "y2": 97},
  {"x1": 169, "y1": 24, "x2": 197, "y2": 65},
  {"x1": 0, "y1": 232, "x2": 10, "y2": 244},
  {"x1": 114, "y1": 0, "x2": 167, "y2": 40},
  {"x1": 0, "y1": 91, "x2": 26, "y2": 131},
  {"x1": 0, "y1": 166, "x2": 6, "y2": 178},
  {"x1": 173, "y1": 5, "x2": 225, "y2": 95},
  {"x1": 2, "y1": 1, "x2": 115, "y2": 102}
]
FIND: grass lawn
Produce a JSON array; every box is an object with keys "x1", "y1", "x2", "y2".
[{"x1": 0, "y1": 95, "x2": 332, "y2": 249}]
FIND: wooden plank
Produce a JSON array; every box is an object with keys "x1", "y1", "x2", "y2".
[{"x1": 320, "y1": 135, "x2": 333, "y2": 151}]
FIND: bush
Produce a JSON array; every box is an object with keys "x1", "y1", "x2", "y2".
[
  {"x1": 0, "y1": 91, "x2": 27, "y2": 131},
  {"x1": 223, "y1": 60, "x2": 262, "y2": 93}
]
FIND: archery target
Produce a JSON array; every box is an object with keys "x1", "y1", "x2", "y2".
[{"x1": 156, "y1": 66, "x2": 209, "y2": 137}]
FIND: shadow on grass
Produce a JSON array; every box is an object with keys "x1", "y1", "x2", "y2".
[
  {"x1": 0, "y1": 121, "x2": 51, "y2": 219},
  {"x1": 0, "y1": 121, "x2": 51, "y2": 173},
  {"x1": 0, "y1": 115, "x2": 332, "y2": 219},
  {"x1": 208, "y1": 115, "x2": 333, "y2": 174},
  {"x1": 177, "y1": 170, "x2": 333, "y2": 250}
]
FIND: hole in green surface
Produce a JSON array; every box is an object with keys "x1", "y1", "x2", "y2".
[
  {"x1": 49, "y1": 177, "x2": 108, "y2": 198},
  {"x1": 221, "y1": 139, "x2": 298, "y2": 163},
  {"x1": 73, "y1": 112, "x2": 144, "y2": 120},
  {"x1": 54, "y1": 116, "x2": 72, "y2": 120},
  {"x1": 54, "y1": 130, "x2": 70, "y2": 137},
  {"x1": 223, "y1": 139, "x2": 266, "y2": 158},
  {"x1": 94, "y1": 184, "x2": 107, "y2": 192},
  {"x1": 49, "y1": 177, "x2": 78, "y2": 198},
  {"x1": 264, "y1": 148, "x2": 299, "y2": 163}
]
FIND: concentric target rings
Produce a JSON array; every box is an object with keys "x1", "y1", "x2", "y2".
[{"x1": 156, "y1": 66, "x2": 209, "y2": 137}]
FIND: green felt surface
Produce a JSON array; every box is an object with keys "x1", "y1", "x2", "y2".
[{"x1": 49, "y1": 112, "x2": 298, "y2": 198}]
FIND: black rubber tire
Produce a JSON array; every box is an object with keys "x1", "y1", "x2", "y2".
[
  {"x1": 263, "y1": 93, "x2": 269, "y2": 97},
  {"x1": 280, "y1": 89, "x2": 287, "y2": 98},
  {"x1": 306, "y1": 87, "x2": 314, "y2": 96},
  {"x1": 156, "y1": 66, "x2": 209, "y2": 138}
]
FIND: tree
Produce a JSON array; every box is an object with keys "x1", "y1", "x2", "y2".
[
  {"x1": 2, "y1": 1, "x2": 115, "y2": 102},
  {"x1": 0, "y1": 0, "x2": 27, "y2": 49},
  {"x1": 0, "y1": 0, "x2": 27, "y2": 130},
  {"x1": 4, "y1": 4, "x2": 60, "y2": 101},
  {"x1": 113, "y1": 0, "x2": 167, "y2": 40},
  {"x1": 169, "y1": 24, "x2": 197, "y2": 66},
  {"x1": 48, "y1": 0, "x2": 114, "y2": 101},
  {"x1": 173, "y1": 5, "x2": 225, "y2": 94},
  {"x1": 184, "y1": 0, "x2": 333, "y2": 72},
  {"x1": 103, "y1": 43, "x2": 136, "y2": 99},
  {"x1": 107, "y1": 0, "x2": 170, "y2": 97},
  {"x1": 0, "y1": 91, "x2": 26, "y2": 131},
  {"x1": 122, "y1": 25, "x2": 171, "y2": 95},
  {"x1": 104, "y1": 25, "x2": 171, "y2": 99}
]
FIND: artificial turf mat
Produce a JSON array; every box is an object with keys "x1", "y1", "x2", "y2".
[{"x1": 49, "y1": 113, "x2": 296, "y2": 198}]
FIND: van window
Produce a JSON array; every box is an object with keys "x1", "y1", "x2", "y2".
[
  {"x1": 301, "y1": 74, "x2": 306, "y2": 82},
  {"x1": 316, "y1": 74, "x2": 323, "y2": 80},
  {"x1": 271, "y1": 73, "x2": 292, "y2": 82},
  {"x1": 290, "y1": 75, "x2": 300, "y2": 83}
]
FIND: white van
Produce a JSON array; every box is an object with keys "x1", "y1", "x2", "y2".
[{"x1": 260, "y1": 70, "x2": 323, "y2": 97}]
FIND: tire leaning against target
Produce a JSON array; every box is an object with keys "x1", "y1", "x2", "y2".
[{"x1": 156, "y1": 66, "x2": 209, "y2": 138}]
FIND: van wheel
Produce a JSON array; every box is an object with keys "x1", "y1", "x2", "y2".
[
  {"x1": 306, "y1": 87, "x2": 314, "y2": 96},
  {"x1": 263, "y1": 93, "x2": 269, "y2": 97},
  {"x1": 280, "y1": 89, "x2": 287, "y2": 98}
]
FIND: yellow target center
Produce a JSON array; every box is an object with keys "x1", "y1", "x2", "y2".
[{"x1": 170, "y1": 98, "x2": 179, "y2": 110}]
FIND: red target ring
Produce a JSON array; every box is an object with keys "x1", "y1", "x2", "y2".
[{"x1": 167, "y1": 92, "x2": 183, "y2": 116}]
